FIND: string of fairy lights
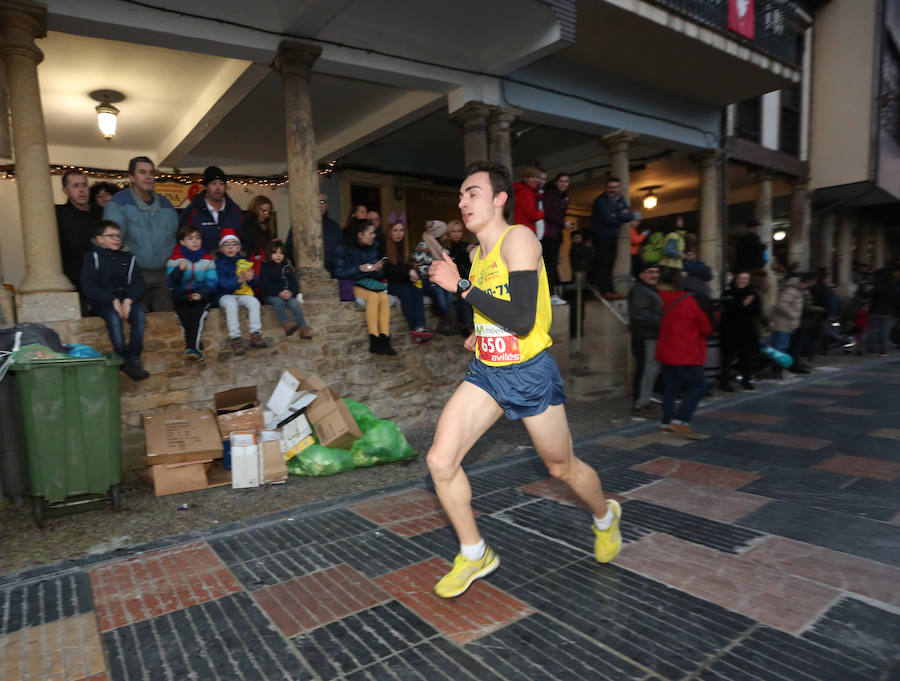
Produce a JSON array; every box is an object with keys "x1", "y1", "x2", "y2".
[{"x1": 0, "y1": 159, "x2": 337, "y2": 187}]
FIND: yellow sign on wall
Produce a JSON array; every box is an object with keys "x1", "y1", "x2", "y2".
[{"x1": 155, "y1": 182, "x2": 199, "y2": 208}]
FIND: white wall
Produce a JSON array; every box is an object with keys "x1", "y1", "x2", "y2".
[{"x1": 761, "y1": 91, "x2": 781, "y2": 151}]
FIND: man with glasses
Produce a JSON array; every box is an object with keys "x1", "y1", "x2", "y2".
[
  {"x1": 80, "y1": 220, "x2": 149, "y2": 381},
  {"x1": 104, "y1": 156, "x2": 178, "y2": 312}
]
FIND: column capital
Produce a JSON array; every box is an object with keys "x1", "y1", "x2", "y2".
[
  {"x1": 601, "y1": 131, "x2": 639, "y2": 155},
  {"x1": 450, "y1": 101, "x2": 490, "y2": 130},
  {"x1": 752, "y1": 168, "x2": 777, "y2": 182},
  {"x1": 273, "y1": 41, "x2": 322, "y2": 79},
  {"x1": 689, "y1": 148, "x2": 724, "y2": 167},
  {"x1": 487, "y1": 106, "x2": 522, "y2": 131},
  {"x1": 0, "y1": 1, "x2": 46, "y2": 64}
]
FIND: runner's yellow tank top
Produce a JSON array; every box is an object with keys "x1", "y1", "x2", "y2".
[{"x1": 469, "y1": 225, "x2": 553, "y2": 366}]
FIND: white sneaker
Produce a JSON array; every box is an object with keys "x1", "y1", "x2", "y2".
[{"x1": 550, "y1": 295, "x2": 567, "y2": 306}]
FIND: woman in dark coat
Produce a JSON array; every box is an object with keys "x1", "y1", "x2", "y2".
[{"x1": 718, "y1": 271, "x2": 762, "y2": 391}]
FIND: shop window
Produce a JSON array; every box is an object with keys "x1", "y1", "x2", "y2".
[
  {"x1": 779, "y1": 85, "x2": 801, "y2": 157},
  {"x1": 736, "y1": 97, "x2": 761, "y2": 144}
]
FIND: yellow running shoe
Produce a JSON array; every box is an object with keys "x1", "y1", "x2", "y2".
[
  {"x1": 592, "y1": 499, "x2": 622, "y2": 563},
  {"x1": 434, "y1": 546, "x2": 500, "y2": 598}
]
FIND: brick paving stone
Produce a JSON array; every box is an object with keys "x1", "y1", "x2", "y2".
[
  {"x1": 588, "y1": 435, "x2": 646, "y2": 450},
  {"x1": 0, "y1": 571, "x2": 93, "y2": 637},
  {"x1": 465, "y1": 459, "x2": 549, "y2": 497},
  {"x1": 588, "y1": 466, "x2": 661, "y2": 494},
  {"x1": 703, "y1": 409, "x2": 786, "y2": 425},
  {"x1": 509, "y1": 557, "x2": 754, "y2": 680},
  {"x1": 471, "y1": 487, "x2": 541, "y2": 514},
  {"x1": 735, "y1": 499, "x2": 900, "y2": 568},
  {"x1": 0, "y1": 611, "x2": 105, "y2": 681},
  {"x1": 820, "y1": 406, "x2": 877, "y2": 416},
  {"x1": 517, "y1": 477, "x2": 627, "y2": 509},
  {"x1": 628, "y1": 431, "x2": 697, "y2": 446},
  {"x1": 617, "y1": 533, "x2": 839, "y2": 633},
  {"x1": 465, "y1": 612, "x2": 650, "y2": 680},
  {"x1": 373, "y1": 558, "x2": 533, "y2": 645},
  {"x1": 319, "y1": 529, "x2": 431, "y2": 578},
  {"x1": 790, "y1": 397, "x2": 837, "y2": 406},
  {"x1": 802, "y1": 597, "x2": 900, "y2": 672},
  {"x1": 793, "y1": 386, "x2": 865, "y2": 395},
  {"x1": 632, "y1": 457, "x2": 762, "y2": 489},
  {"x1": 90, "y1": 542, "x2": 242, "y2": 632},
  {"x1": 726, "y1": 429, "x2": 832, "y2": 450},
  {"x1": 253, "y1": 564, "x2": 390, "y2": 638},
  {"x1": 348, "y1": 490, "x2": 443, "y2": 525},
  {"x1": 869, "y1": 427, "x2": 900, "y2": 440},
  {"x1": 104, "y1": 591, "x2": 307, "y2": 681},
  {"x1": 742, "y1": 536, "x2": 900, "y2": 606},
  {"x1": 813, "y1": 454, "x2": 900, "y2": 480},
  {"x1": 621, "y1": 499, "x2": 763, "y2": 553},
  {"x1": 214, "y1": 542, "x2": 335, "y2": 591},
  {"x1": 625, "y1": 478, "x2": 770, "y2": 523},
  {"x1": 698, "y1": 625, "x2": 883, "y2": 681},
  {"x1": 890, "y1": 510, "x2": 900, "y2": 526}
]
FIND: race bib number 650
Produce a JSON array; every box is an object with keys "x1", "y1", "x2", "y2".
[{"x1": 475, "y1": 324, "x2": 521, "y2": 363}]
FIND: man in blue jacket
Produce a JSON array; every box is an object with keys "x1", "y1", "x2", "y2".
[
  {"x1": 179, "y1": 166, "x2": 246, "y2": 255},
  {"x1": 590, "y1": 176, "x2": 633, "y2": 300},
  {"x1": 104, "y1": 156, "x2": 178, "y2": 312}
]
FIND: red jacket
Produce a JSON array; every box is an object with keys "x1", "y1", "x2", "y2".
[
  {"x1": 513, "y1": 181, "x2": 543, "y2": 232},
  {"x1": 655, "y1": 290, "x2": 712, "y2": 366}
]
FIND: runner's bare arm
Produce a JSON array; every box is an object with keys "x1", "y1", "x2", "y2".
[{"x1": 460, "y1": 227, "x2": 541, "y2": 336}]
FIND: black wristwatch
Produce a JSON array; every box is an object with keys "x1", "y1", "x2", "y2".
[{"x1": 456, "y1": 278, "x2": 471, "y2": 296}]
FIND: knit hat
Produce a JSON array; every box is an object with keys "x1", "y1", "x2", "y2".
[
  {"x1": 219, "y1": 228, "x2": 240, "y2": 246},
  {"x1": 203, "y1": 166, "x2": 227, "y2": 185},
  {"x1": 638, "y1": 260, "x2": 660, "y2": 273},
  {"x1": 424, "y1": 220, "x2": 447, "y2": 239}
]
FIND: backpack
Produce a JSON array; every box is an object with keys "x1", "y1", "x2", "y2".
[{"x1": 641, "y1": 232, "x2": 664, "y2": 263}]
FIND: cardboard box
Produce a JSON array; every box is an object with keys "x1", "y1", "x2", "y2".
[
  {"x1": 266, "y1": 370, "x2": 306, "y2": 415},
  {"x1": 280, "y1": 371, "x2": 361, "y2": 450},
  {"x1": 215, "y1": 386, "x2": 264, "y2": 438},
  {"x1": 259, "y1": 431, "x2": 287, "y2": 484},
  {"x1": 143, "y1": 409, "x2": 223, "y2": 466},
  {"x1": 281, "y1": 414, "x2": 313, "y2": 450},
  {"x1": 282, "y1": 434, "x2": 315, "y2": 461},
  {"x1": 230, "y1": 431, "x2": 260, "y2": 489},
  {"x1": 142, "y1": 460, "x2": 211, "y2": 496}
]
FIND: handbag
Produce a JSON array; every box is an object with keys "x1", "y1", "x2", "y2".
[{"x1": 356, "y1": 277, "x2": 387, "y2": 292}]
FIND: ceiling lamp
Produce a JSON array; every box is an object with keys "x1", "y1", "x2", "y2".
[
  {"x1": 89, "y1": 90, "x2": 125, "y2": 141},
  {"x1": 773, "y1": 229, "x2": 787, "y2": 241},
  {"x1": 640, "y1": 185, "x2": 662, "y2": 211}
]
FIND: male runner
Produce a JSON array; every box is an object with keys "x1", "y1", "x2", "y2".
[{"x1": 427, "y1": 161, "x2": 621, "y2": 598}]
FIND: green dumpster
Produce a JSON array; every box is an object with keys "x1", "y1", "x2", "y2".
[{"x1": 10, "y1": 355, "x2": 123, "y2": 525}]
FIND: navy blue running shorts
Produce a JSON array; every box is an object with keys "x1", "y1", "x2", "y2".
[{"x1": 463, "y1": 350, "x2": 567, "y2": 420}]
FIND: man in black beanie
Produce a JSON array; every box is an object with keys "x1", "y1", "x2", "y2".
[
  {"x1": 735, "y1": 218, "x2": 767, "y2": 273},
  {"x1": 179, "y1": 165, "x2": 247, "y2": 254}
]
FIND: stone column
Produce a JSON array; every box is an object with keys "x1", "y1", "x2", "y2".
[
  {"x1": 835, "y1": 211, "x2": 855, "y2": 299},
  {"x1": 692, "y1": 149, "x2": 723, "y2": 294},
  {"x1": 0, "y1": 1, "x2": 78, "y2": 322},
  {"x1": 817, "y1": 211, "x2": 836, "y2": 272},
  {"x1": 872, "y1": 220, "x2": 886, "y2": 269},
  {"x1": 601, "y1": 131, "x2": 639, "y2": 293},
  {"x1": 487, "y1": 107, "x2": 520, "y2": 177},
  {"x1": 451, "y1": 101, "x2": 489, "y2": 169},
  {"x1": 788, "y1": 178, "x2": 812, "y2": 270},
  {"x1": 754, "y1": 171, "x2": 777, "y2": 310},
  {"x1": 274, "y1": 41, "x2": 323, "y2": 279},
  {"x1": 856, "y1": 219, "x2": 871, "y2": 267}
]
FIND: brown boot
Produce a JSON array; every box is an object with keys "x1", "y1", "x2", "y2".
[
  {"x1": 298, "y1": 326, "x2": 312, "y2": 339},
  {"x1": 250, "y1": 332, "x2": 267, "y2": 348},
  {"x1": 283, "y1": 322, "x2": 299, "y2": 336},
  {"x1": 230, "y1": 337, "x2": 246, "y2": 356}
]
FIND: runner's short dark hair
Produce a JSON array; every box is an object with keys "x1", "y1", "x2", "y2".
[{"x1": 464, "y1": 161, "x2": 513, "y2": 221}]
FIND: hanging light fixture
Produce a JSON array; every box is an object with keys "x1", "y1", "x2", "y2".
[
  {"x1": 89, "y1": 90, "x2": 125, "y2": 141},
  {"x1": 640, "y1": 185, "x2": 662, "y2": 211}
]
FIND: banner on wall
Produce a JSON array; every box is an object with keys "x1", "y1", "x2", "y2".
[
  {"x1": 728, "y1": 0, "x2": 755, "y2": 40},
  {"x1": 155, "y1": 182, "x2": 201, "y2": 208}
]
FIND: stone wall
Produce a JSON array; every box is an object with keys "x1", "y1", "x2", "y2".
[{"x1": 43, "y1": 296, "x2": 474, "y2": 478}]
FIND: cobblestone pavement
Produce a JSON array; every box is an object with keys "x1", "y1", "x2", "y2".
[{"x1": 1, "y1": 357, "x2": 899, "y2": 680}]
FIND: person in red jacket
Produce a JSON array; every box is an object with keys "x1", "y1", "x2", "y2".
[
  {"x1": 513, "y1": 166, "x2": 544, "y2": 233},
  {"x1": 655, "y1": 271, "x2": 712, "y2": 439}
]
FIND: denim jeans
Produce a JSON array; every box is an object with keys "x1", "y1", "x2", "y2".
[
  {"x1": 770, "y1": 330, "x2": 792, "y2": 352},
  {"x1": 421, "y1": 280, "x2": 452, "y2": 316},
  {"x1": 387, "y1": 283, "x2": 426, "y2": 330},
  {"x1": 219, "y1": 294, "x2": 261, "y2": 337},
  {"x1": 96, "y1": 302, "x2": 145, "y2": 362},
  {"x1": 631, "y1": 337, "x2": 660, "y2": 407},
  {"x1": 265, "y1": 295, "x2": 307, "y2": 328},
  {"x1": 867, "y1": 314, "x2": 894, "y2": 354},
  {"x1": 661, "y1": 364, "x2": 706, "y2": 424}
]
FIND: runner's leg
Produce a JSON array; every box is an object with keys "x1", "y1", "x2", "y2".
[
  {"x1": 522, "y1": 403, "x2": 608, "y2": 518},
  {"x1": 426, "y1": 381, "x2": 503, "y2": 545}
]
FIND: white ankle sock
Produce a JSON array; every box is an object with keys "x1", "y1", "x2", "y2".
[
  {"x1": 460, "y1": 540, "x2": 486, "y2": 561},
  {"x1": 594, "y1": 507, "x2": 614, "y2": 530}
]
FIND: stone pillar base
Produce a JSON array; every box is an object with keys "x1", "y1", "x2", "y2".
[
  {"x1": 15, "y1": 291, "x2": 80, "y2": 323},
  {"x1": 570, "y1": 300, "x2": 630, "y2": 392},
  {"x1": 548, "y1": 302, "x2": 570, "y2": 377},
  {"x1": 0, "y1": 287, "x2": 14, "y2": 326}
]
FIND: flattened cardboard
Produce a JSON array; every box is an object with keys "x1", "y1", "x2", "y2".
[
  {"x1": 259, "y1": 432, "x2": 287, "y2": 484},
  {"x1": 215, "y1": 386, "x2": 263, "y2": 438},
  {"x1": 230, "y1": 430, "x2": 260, "y2": 489},
  {"x1": 143, "y1": 409, "x2": 223, "y2": 466}
]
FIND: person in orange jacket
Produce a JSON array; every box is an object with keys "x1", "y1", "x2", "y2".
[{"x1": 629, "y1": 214, "x2": 648, "y2": 278}]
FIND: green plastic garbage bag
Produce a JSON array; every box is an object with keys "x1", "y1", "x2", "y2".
[
  {"x1": 286, "y1": 445, "x2": 354, "y2": 476},
  {"x1": 350, "y1": 419, "x2": 416, "y2": 466},
  {"x1": 345, "y1": 399, "x2": 379, "y2": 431}
]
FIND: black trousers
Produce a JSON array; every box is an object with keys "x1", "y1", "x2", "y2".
[
  {"x1": 174, "y1": 299, "x2": 210, "y2": 351},
  {"x1": 541, "y1": 235, "x2": 562, "y2": 288},
  {"x1": 720, "y1": 346, "x2": 754, "y2": 386},
  {"x1": 591, "y1": 236, "x2": 618, "y2": 293}
]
